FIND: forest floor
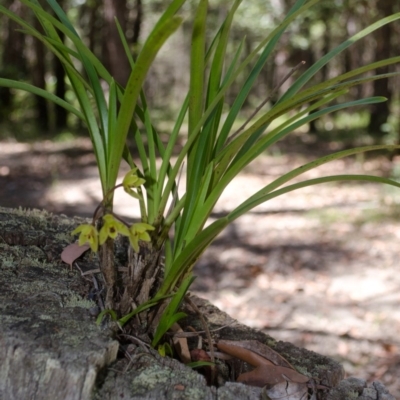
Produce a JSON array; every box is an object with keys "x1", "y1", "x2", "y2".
[{"x1": 1, "y1": 135, "x2": 399, "y2": 397}]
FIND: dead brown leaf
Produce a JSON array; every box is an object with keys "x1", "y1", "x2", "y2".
[
  {"x1": 190, "y1": 348, "x2": 213, "y2": 386},
  {"x1": 190, "y1": 348, "x2": 212, "y2": 363},
  {"x1": 238, "y1": 364, "x2": 309, "y2": 386},
  {"x1": 217, "y1": 340, "x2": 274, "y2": 368},
  {"x1": 61, "y1": 242, "x2": 90, "y2": 269},
  {"x1": 217, "y1": 339, "x2": 294, "y2": 369},
  {"x1": 216, "y1": 340, "x2": 310, "y2": 389}
]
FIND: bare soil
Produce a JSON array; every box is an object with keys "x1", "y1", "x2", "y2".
[{"x1": 1, "y1": 136, "x2": 399, "y2": 397}]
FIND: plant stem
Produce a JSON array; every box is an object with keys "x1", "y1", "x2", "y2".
[{"x1": 99, "y1": 237, "x2": 116, "y2": 310}]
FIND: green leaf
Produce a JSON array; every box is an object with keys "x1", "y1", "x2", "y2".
[
  {"x1": 229, "y1": 174, "x2": 400, "y2": 222},
  {"x1": 118, "y1": 293, "x2": 172, "y2": 327},
  {"x1": 46, "y1": 0, "x2": 109, "y2": 154},
  {"x1": 152, "y1": 275, "x2": 195, "y2": 347},
  {"x1": 0, "y1": 79, "x2": 83, "y2": 119},
  {"x1": 154, "y1": 94, "x2": 189, "y2": 227},
  {"x1": 163, "y1": 144, "x2": 400, "y2": 294},
  {"x1": 107, "y1": 15, "x2": 183, "y2": 192},
  {"x1": 11, "y1": 0, "x2": 109, "y2": 194},
  {"x1": 46, "y1": 0, "x2": 79, "y2": 36},
  {"x1": 159, "y1": 219, "x2": 228, "y2": 295},
  {"x1": 186, "y1": 96, "x2": 385, "y2": 239},
  {"x1": 217, "y1": 0, "x2": 313, "y2": 148},
  {"x1": 280, "y1": 12, "x2": 400, "y2": 101},
  {"x1": 187, "y1": 0, "x2": 208, "y2": 178},
  {"x1": 96, "y1": 309, "x2": 118, "y2": 325}
]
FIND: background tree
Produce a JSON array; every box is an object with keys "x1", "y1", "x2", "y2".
[
  {"x1": 0, "y1": 0, "x2": 27, "y2": 123},
  {"x1": 367, "y1": 1, "x2": 396, "y2": 138},
  {"x1": 103, "y1": 0, "x2": 131, "y2": 86},
  {"x1": 31, "y1": 17, "x2": 49, "y2": 130},
  {"x1": 53, "y1": 0, "x2": 67, "y2": 129}
]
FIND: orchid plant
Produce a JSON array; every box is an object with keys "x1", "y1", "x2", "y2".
[{"x1": 2, "y1": 0, "x2": 400, "y2": 349}]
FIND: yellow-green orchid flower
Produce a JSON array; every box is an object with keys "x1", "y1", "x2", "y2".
[
  {"x1": 122, "y1": 168, "x2": 145, "y2": 199},
  {"x1": 99, "y1": 214, "x2": 130, "y2": 245},
  {"x1": 128, "y1": 223, "x2": 155, "y2": 252},
  {"x1": 71, "y1": 224, "x2": 99, "y2": 252}
]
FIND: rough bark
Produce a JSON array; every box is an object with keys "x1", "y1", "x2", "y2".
[
  {"x1": 0, "y1": 207, "x2": 119, "y2": 400},
  {"x1": 99, "y1": 236, "x2": 117, "y2": 310},
  {"x1": 0, "y1": 207, "x2": 394, "y2": 400}
]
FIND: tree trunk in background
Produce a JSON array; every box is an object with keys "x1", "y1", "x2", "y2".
[
  {"x1": 132, "y1": 0, "x2": 143, "y2": 46},
  {"x1": 287, "y1": 21, "x2": 318, "y2": 134},
  {"x1": 103, "y1": 0, "x2": 131, "y2": 86},
  {"x1": 0, "y1": 0, "x2": 27, "y2": 122},
  {"x1": 54, "y1": 0, "x2": 67, "y2": 130},
  {"x1": 54, "y1": 48, "x2": 67, "y2": 130},
  {"x1": 305, "y1": 49, "x2": 318, "y2": 134},
  {"x1": 367, "y1": 2, "x2": 394, "y2": 138},
  {"x1": 86, "y1": 1, "x2": 101, "y2": 53},
  {"x1": 32, "y1": 18, "x2": 49, "y2": 131}
]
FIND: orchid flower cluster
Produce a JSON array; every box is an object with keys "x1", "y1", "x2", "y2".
[{"x1": 72, "y1": 168, "x2": 154, "y2": 253}]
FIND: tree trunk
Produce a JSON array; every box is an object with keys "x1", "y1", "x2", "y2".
[
  {"x1": 0, "y1": 0, "x2": 27, "y2": 122},
  {"x1": 103, "y1": 0, "x2": 131, "y2": 86},
  {"x1": 367, "y1": 2, "x2": 394, "y2": 137},
  {"x1": 131, "y1": 0, "x2": 143, "y2": 46},
  {"x1": 54, "y1": 41, "x2": 67, "y2": 129},
  {"x1": 85, "y1": 1, "x2": 101, "y2": 54},
  {"x1": 32, "y1": 18, "x2": 49, "y2": 131}
]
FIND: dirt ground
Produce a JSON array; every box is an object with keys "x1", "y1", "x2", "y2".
[{"x1": 1, "y1": 136, "x2": 399, "y2": 397}]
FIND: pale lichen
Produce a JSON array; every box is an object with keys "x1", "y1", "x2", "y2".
[
  {"x1": 1, "y1": 255, "x2": 15, "y2": 268},
  {"x1": 131, "y1": 365, "x2": 171, "y2": 391},
  {"x1": 295, "y1": 365, "x2": 309, "y2": 377},
  {"x1": 64, "y1": 293, "x2": 95, "y2": 309},
  {"x1": 39, "y1": 314, "x2": 53, "y2": 320}
]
